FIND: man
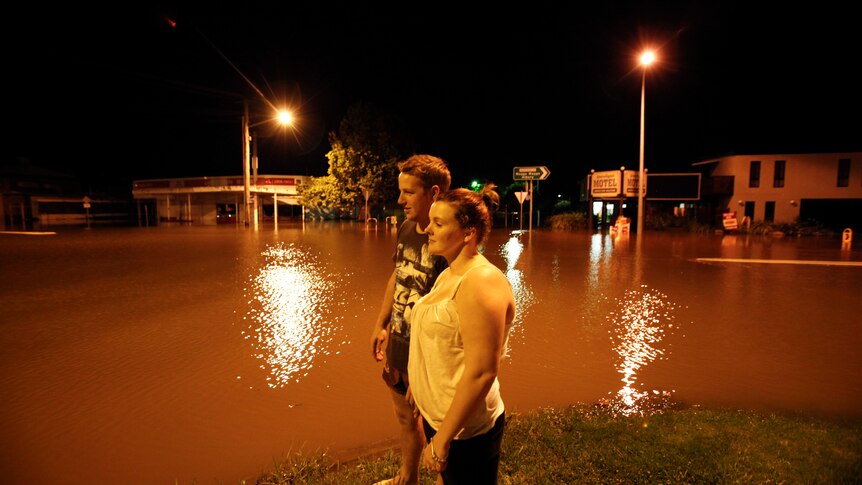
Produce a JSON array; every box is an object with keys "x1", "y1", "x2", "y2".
[{"x1": 371, "y1": 154, "x2": 451, "y2": 485}]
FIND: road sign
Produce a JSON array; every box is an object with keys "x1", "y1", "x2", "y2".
[
  {"x1": 513, "y1": 166, "x2": 551, "y2": 181},
  {"x1": 722, "y1": 212, "x2": 738, "y2": 230}
]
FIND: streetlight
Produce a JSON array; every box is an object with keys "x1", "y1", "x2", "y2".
[
  {"x1": 637, "y1": 49, "x2": 656, "y2": 238},
  {"x1": 242, "y1": 101, "x2": 294, "y2": 228},
  {"x1": 167, "y1": 17, "x2": 296, "y2": 228}
]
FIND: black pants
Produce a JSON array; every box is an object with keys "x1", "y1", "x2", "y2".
[{"x1": 423, "y1": 412, "x2": 506, "y2": 485}]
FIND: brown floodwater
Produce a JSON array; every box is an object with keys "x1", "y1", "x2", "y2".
[{"x1": 1, "y1": 223, "x2": 860, "y2": 484}]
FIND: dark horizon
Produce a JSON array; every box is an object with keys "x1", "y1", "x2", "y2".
[{"x1": 6, "y1": 2, "x2": 860, "y2": 198}]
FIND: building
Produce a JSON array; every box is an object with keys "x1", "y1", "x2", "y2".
[
  {"x1": 131, "y1": 174, "x2": 307, "y2": 226},
  {"x1": 584, "y1": 168, "x2": 703, "y2": 231},
  {"x1": 694, "y1": 152, "x2": 862, "y2": 231},
  {"x1": 582, "y1": 151, "x2": 862, "y2": 232},
  {"x1": 1, "y1": 160, "x2": 131, "y2": 230}
]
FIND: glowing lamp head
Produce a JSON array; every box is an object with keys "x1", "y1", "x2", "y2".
[
  {"x1": 640, "y1": 50, "x2": 656, "y2": 67},
  {"x1": 277, "y1": 110, "x2": 294, "y2": 126}
]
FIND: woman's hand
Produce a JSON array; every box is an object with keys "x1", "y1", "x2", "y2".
[{"x1": 422, "y1": 438, "x2": 448, "y2": 473}]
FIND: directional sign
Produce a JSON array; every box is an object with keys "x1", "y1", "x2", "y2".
[{"x1": 513, "y1": 166, "x2": 551, "y2": 181}]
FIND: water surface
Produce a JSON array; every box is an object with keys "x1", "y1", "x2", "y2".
[{"x1": 1, "y1": 224, "x2": 859, "y2": 484}]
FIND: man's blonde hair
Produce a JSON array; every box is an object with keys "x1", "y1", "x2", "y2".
[{"x1": 397, "y1": 154, "x2": 451, "y2": 192}]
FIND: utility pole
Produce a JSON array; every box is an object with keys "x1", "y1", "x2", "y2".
[{"x1": 242, "y1": 100, "x2": 252, "y2": 227}]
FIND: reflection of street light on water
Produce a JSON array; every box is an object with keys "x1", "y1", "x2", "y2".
[
  {"x1": 242, "y1": 242, "x2": 341, "y2": 388},
  {"x1": 606, "y1": 285, "x2": 679, "y2": 416}
]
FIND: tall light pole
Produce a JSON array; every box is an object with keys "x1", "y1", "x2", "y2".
[
  {"x1": 169, "y1": 19, "x2": 295, "y2": 229},
  {"x1": 637, "y1": 50, "x2": 656, "y2": 238},
  {"x1": 242, "y1": 100, "x2": 253, "y2": 227},
  {"x1": 242, "y1": 103, "x2": 294, "y2": 228}
]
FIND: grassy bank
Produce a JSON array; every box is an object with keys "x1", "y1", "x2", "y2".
[{"x1": 254, "y1": 405, "x2": 862, "y2": 484}]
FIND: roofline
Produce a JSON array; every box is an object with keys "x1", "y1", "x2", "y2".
[{"x1": 692, "y1": 150, "x2": 862, "y2": 166}]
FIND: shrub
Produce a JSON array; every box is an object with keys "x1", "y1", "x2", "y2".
[
  {"x1": 646, "y1": 213, "x2": 711, "y2": 233},
  {"x1": 738, "y1": 219, "x2": 836, "y2": 237},
  {"x1": 547, "y1": 212, "x2": 589, "y2": 230},
  {"x1": 553, "y1": 200, "x2": 572, "y2": 213}
]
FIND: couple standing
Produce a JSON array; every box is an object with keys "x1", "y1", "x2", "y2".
[{"x1": 369, "y1": 154, "x2": 516, "y2": 484}]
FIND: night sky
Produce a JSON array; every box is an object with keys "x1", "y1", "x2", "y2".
[{"x1": 7, "y1": 2, "x2": 860, "y2": 199}]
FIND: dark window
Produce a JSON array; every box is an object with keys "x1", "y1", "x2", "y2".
[
  {"x1": 744, "y1": 201, "x2": 755, "y2": 219},
  {"x1": 773, "y1": 160, "x2": 785, "y2": 188},
  {"x1": 764, "y1": 201, "x2": 775, "y2": 222},
  {"x1": 749, "y1": 161, "x2": 761, "y2": 188},
  {"x1": 837, "y1": 158, "x2": 850, "y2": 187}
]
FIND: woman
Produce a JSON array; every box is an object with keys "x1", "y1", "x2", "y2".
[{"x1": 406, "y1": 185, "x2": 516, "y2": 484}]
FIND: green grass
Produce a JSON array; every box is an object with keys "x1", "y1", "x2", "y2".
[{"x1": 253, "y1": 405, "x2": 862, "y2": 484}]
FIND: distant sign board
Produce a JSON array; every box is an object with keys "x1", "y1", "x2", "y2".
[
  {"x1": 623, "y1": 171, "x2": 643, "y2": 197},
  {"x1": 590, "y1": 170, "x2": 621, "y2": 197},
  {"x1": 591, "y1": 171, "x2": 700, "y2": 199},
  {"x1": 513, "y1": 166, "x2": 551, "y2": 181},
  {"x1": 722, "y1": 212, "x2": 738, "y2": 230}
]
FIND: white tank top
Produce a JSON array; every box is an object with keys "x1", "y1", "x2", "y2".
[{"x1": 406, "y1": 265, "x2": 507, "y2": 439}]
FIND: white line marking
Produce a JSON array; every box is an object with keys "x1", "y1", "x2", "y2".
[{"x1": 695, "y1": 258, "x2": 862, "y2": 267}]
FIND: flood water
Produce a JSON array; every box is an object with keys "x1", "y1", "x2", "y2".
[{"x1": 1, "y1": 223, "x2": 860, "y2": 484}]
